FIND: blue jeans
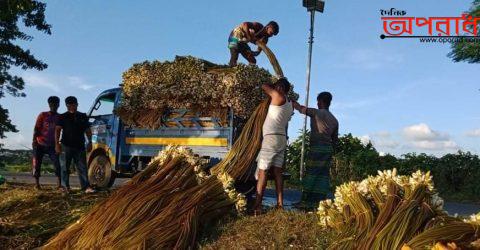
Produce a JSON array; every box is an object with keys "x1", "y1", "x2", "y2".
[{"x1": 60, "y1": 145, "x2": 90, "y2": 190}]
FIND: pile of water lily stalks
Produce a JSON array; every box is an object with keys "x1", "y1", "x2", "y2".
[
  {"x1": 43, "y1": 146, "x2": 247, "y2": 249},
  {"x1": 317, "y1": 169, "x2": 480, "y2": 250},
  {"x1": 117, "y1": 56, "x2": 273, "y2": 129}
]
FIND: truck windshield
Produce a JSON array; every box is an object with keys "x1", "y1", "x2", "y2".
[{"x1": 91, "y1": 93, "x2": 116, "y2": 117}]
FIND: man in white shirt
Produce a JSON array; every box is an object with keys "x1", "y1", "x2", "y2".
[{"x1": 253, "y1": 78, "x2": 293, "y2": 215}]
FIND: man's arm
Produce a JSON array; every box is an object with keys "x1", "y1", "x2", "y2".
[
  {"x1": 261, "y1": 83, "x2": 275, "y2": 97},
  {"x1": 292, "y1": 101, "x2": 307, "y2": 114},
  {"x1": 55, "y1": 126, "x2": 62, "y2": 154},
  {"x1": 240, "y1": 22, "x2": 255, "y2": 42},
  {"x1": 32, "y1": 114, "x2": 42, "y2": 148},
  {"x1": 332, "y1": 125, "x2": 339, "y2": 149},
  {"x1": 86, "y1": 128, "x2": 92, "y2": 152},
  {"x1": 292, "y1": 100, "x2": 316, "y2": 117},
  {"x1": 83, "y1": 114, "x2": 93, "y2": 152},
  {"x1": 261, "y1": 83, "x2": 285, "y2": 105}
]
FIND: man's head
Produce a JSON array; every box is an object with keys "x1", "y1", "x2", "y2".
[
  {"x1": 65, "y1": 96, "x2": 78, "y2": 113},
  {"x1": 265, "y1": 21, "x2": 279, "y2": 37},
  {"x1": 317, "y1": 92, "x2": 332, "y2": 109},
  {"x1": 48, "y1": 96, "x2": 60, "y2": 112},
  {"x1": 274, "y1": 78, "x2": 291, "y2": 95}
]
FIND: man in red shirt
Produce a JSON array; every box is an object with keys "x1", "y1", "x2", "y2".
[{"x1": 32, "y1": 96, "x2": 61, "y2": 189}]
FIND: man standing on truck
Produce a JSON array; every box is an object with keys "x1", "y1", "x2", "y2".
[
  {"x1": 32, "y1": 96, "x2": 62, "y2": 189},
  {"x1": 253, "y1": 78, "x2": 293, "y2": 215},
  {"x1": 228, "y1": 21, "x2": 279, "y2": 66},
  {"x1": 55, "y1": 96, "x2": 95, "y2": 193},
  {"x1": 292, "y1": 92, "x2": 339, "y2": 209}
]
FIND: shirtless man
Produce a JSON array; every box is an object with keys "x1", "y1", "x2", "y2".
[{"x1": 228, "y1": 21, "x2": 279, "y2": 66}]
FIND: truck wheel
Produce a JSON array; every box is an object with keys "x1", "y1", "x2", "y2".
[{"x1": 88, "y1": 154, "x2": 114, "y2": 188}]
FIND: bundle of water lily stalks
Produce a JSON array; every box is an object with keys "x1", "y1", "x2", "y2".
[
  {"x1": 116, "y1": 56, "x2": 275, "y2": 129},
  {"x1": 44, "y1": 146, "x2": 247, "y2": 249},
  {"x1": 317, "y1": 169, "x2": 480, "y2": 250}
]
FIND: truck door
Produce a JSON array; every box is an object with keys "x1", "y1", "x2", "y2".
[{"x1": 88, "y1": 92, "x2": 119, "y2": 167}]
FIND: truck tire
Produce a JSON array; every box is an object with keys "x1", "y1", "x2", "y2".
[{"x1": 88, "y1": 154, "x2": 115, "y2": 188}]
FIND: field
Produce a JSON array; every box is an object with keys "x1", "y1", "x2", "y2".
[
  {"x1": 0, "y1": 183, "x2": 108, "y2": 249},
  {"x1": 0, "y1": 182, "x2": 333, "y2": 249}
]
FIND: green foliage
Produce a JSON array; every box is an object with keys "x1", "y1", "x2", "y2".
[
  {"x1": 448, "y1": 0, "x2": 480, "y2": 63},
  {"x1": 285, "y1": 130, "x2": 480, "y2": 201},
  {"x1": 1, "y1": 149, "x2": 32, "y2": 166},
  {"x1": 285, "y1": 130, "x2": 309, "y2": 186},
  {"x1": 331, "y1": 133, "x2": 380, "y2": 186},
  {"x1": 0, "y1": 0, "x2": 51, "y2": 139},
  {"x1": 434, "y1": 151, "x2": 480, "y2": 200}
]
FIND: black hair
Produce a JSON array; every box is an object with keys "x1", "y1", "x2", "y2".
[
  {"x1": 266, "y1": 21, "x2": 279, "y2": 35},
  {"x1": 48, "y1": 96, "x2": 60, "y2": 104},
  {"x1": 317, "y1": 92, "x2": 332, "y2": 107},
  {"x1": 275, "y1": 78, "x2": 291, "y2": 94},
  {"x1": 65, "y1": 96, "x2": 78, "y2": 105}
]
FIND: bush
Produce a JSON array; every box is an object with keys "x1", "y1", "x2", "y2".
[
  {"x1": 433, "y1": 152, "x2": 480, "y2": 201},
  {"x1": 285, "y1": 130, "x2": 309, "y2": 187},
  {"x1": 285, "y1": 131, "x2": 480, "y2": 202}
]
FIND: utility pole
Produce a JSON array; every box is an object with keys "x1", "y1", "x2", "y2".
[{"x1": 300, "y1": 0, "x2": 325, "y2": 180}]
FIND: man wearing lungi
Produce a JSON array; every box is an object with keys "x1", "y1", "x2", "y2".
[
  {"x1": 227, "y1": 21, "x2": 279, "y2": 66},
  {"x1": 253, "y1": 78, "x2": 293, "y2": 215},
  {"x1": 293, "y1": 92, "x2": 339, "y2": 208}
]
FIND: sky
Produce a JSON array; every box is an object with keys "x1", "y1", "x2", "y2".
[{"x1": 1, "y1": 0, "x2": 479, "y2": 156}]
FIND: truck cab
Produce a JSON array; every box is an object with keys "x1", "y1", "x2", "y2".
[{"x1": 87, "y1": 87, "x2": 234, "y2": 187}]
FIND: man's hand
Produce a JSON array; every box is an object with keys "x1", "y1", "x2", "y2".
[
  {"x1": 292, "y1": 101, "x2": 307, "y2": 114},
  {"x1": 55, "y1": 143, "x2": 62, "y2": 154},
  {"x1": 86, "y1": 142, "x2": 93, "y2": 153},
  {"x1": 248, "y1": 28, "x2": 257, "y2": 41},
  {"x1": 292, "y1": 100, "x2": 301, "y2": 110}
]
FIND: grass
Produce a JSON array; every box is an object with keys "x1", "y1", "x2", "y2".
[
  {"x1": 0, "y1": 181, "x2": 333, "y2": 249},
  {"x1": 201, "y1": 210, "x2": 332, "y2": 249},
  {"x1": 4, "y1": 164, "x2": 55, "y2": 174},
  {"x1": 0, "y1": 182, "x2": 109, "y2": 249}
]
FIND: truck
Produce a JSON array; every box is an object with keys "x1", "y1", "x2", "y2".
[{"x1": 86, "y1": 87, "x2": 236, "y2": 188}]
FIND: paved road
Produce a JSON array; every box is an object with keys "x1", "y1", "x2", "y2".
[{"x1": 2, "y1": 172, "x2": 479, "y2": 216}]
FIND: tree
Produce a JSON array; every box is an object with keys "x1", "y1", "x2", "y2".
[
  {"x1": 448, "y1": 0, "x2": 480, "y2": 63},
  {"x1": 0, "y1": 0, "x2": 51, "y2": 140},
  {"x1": 285, "y1": 130, "x2": 310, "y2": 184}
]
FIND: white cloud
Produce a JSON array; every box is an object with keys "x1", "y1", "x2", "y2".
[
  {"x1": 371, "y1": 131, "x2": 391, "y2": 138},
  {"x1": 23, "y1": 73, "x2": 95, "y2": 92},
  {"x1": 364, "y1": 132, "x2": 399, "y2": 149},
  {"x1": 466, "y1": 129, "x2": 480, "y2": 137},
  {"x1": 374, "y1": 139, "x2": 400, "y2": 149},
  {"x1": 2, "y1": 133, "x2": 30, "y2": 150},
  {"x1": 24, "y1": 73, "x2": 61, "y2": 92},
  {"x1": 411, "y1": 140, "x2": 458, "y2": 150},
  {"x1": 402, "y1": 123, "x2": 458, "y2": 151},
  {"x1": 403, "y1": 123, "x2": 449, "y2": 141},
  {"x1": 67, "y1": 76, "x2": 94, "y2": 90},
  {"x1": 359, "y1": 135, "x2": 371, "y2": 146}
]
